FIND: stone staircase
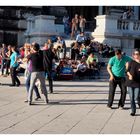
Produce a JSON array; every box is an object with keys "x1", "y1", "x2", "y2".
[
  {"x1": 65, "y1": 39, "x2": 110, "y2": 79},
  {"x1": 98, "y1": 55, "x2": 110, "y2": 79}
]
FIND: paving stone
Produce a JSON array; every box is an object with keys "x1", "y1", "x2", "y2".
[{"x1": 0, "y1": 76, "x2": 139, "y2": 134}]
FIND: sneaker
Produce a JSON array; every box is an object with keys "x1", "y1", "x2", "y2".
[{"x1": 35, "y1": 97, "x2": 41, "y2": 101}]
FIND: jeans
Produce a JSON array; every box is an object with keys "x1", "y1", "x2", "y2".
[
  {"x1": 28, "y1": 71, "x2": 48, "y2": 102},
  {"x1": 25, "y1": 73, "x2": 41, "y2": 98},
  {"x1": 108, "y1": 76, "x2": 127, "y2": 107},
  {"x1": 128, "y1": 87, "x2": 140, "y2": 114},
  {"x1": 1, "y1": 59, "x2": 6, "y2": 75}
]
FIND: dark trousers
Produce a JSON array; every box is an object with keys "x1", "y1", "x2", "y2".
[
  {"x1": 108, "y1": 76, "x2": 127, "y2": 107},
  {"x1": 76, "y1": 70, "x2": 87, "y2": 78},
  {"x1": 5, "y1": 60, "x2": 10, "y2": 75},
  {"x1": 47, "y1": 70, "x2": 53, "y2": 93},
  {"x1": 10, "y1": 67, "x2": 20, "y2": 85},
  {"x1": 26, "y1": 73, "x2": 41, "y2": 98}
]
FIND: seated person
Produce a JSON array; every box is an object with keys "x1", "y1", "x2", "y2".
[
  {"x1": 90, "y1": 59, "x2": 100, "y2": 79},
  {"x1": 76, "y1": 60, "x2": 88, "y2": 79},
  {"x1": 71, "y1": 42, "x2": 80, "y2": 60},
  {"x1": 56, "y1": 36, "x2": 67, "y2": 59},
  {"x1": 79, "y1": 44, "x2": 87, "y2": 57},
  {"x1": 58, "y1": 60, "x2": 73, "y2": 80},
  {"x1": 86, "y1": 52, "x2": 98, "y2": 68},
  {"x1": 76, "y1": 32, "x2": 86, "y2": 46}
]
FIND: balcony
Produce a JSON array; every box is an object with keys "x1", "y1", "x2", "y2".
[
  {"x1": 93, "y1": 15, "x2": 140, "y2": 39},
  {"x1": 92, "y1": 15, "x2": 140, "y2": 54},
  {"x1": 117, "y1": 19, "x2": 140, "y2": 37}
]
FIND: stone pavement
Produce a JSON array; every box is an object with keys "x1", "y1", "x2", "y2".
[{"x1": 0, "y1": 76, "x2": 140, "y2": 134}]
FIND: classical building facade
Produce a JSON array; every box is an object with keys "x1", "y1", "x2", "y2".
[{"x1": 0, "y1": 6, "x2": 140, "y2": 51}]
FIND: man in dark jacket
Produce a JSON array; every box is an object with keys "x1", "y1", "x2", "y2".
[{"x1": 43, "y1": 44, "x2": 56, "y2": 93}]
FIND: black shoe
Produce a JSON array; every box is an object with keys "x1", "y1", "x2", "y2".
[
  {"x1": 16, "y1": 83, "x2": 21, "y2": 87},
  {"x1": 29, "y1": 101, "x2": 32, "y2": 105},
  {"x1": 130, "y1": 112, "x2": 135, "y2": 116},
  {"x1": 138, "y1": 104, "x2": 140, "y2": 109},
  {"x1": 118, "y1": 104, "x2": 124, "y2": 109},
  {"x1": 9, "y1": 84, "x2": 16, "y2": 87},
  {"x1": 107, "y1": 105, "x2": 112, "y2": 109},
  {"x1": 35, "y1": 97, "x2": 41, "y2": 101},
  {"x1": 49, "y1": 90, "x2": 53, "y2": 93},
  {"x1": 46, "y1": 99, "x2": 49, "y2": 104}
]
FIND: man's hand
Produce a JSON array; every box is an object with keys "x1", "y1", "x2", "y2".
[
  {"x1": 128, "y1": 74, "x2": 133, "y2": 80},
  {"x1": 109, "y1": 75, "x2": 114, "y2": 81}
]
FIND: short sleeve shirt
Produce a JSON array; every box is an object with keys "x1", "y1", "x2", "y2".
[
  {"x1": 10, "y1": 52, "x2": 19, "y2": 68},
  {"x1": 27, "y1": 51, "x2": 44, "y2": 72},
  {"x1": 108, "y1": 55, "x2": 132, "y2": 77}
]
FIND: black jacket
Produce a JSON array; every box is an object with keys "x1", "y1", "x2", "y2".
[{"x1": 43, "y1": 49, "x2": 56, "y2": 72}]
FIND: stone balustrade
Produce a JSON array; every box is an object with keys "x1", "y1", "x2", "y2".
[
  {"x1": 92, "y1": 15, "x2": 140, "y2": 56},
  {"x1": 117, "y1": 19, "x2": 140, "y2": 32}
]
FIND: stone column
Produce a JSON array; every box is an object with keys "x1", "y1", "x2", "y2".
[
  {"x1": 134, "y1": 6, "x2": 139, "y2": 20},
  {"x1": 98, "y1": 6, "x2": 103, "y2": 15}
]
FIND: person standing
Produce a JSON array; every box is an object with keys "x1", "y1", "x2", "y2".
[
  {"x1": 126, "y1": 49, "x2": 140, "y2": 116},
  {"x1": 9, "y1": 46, "x2": 20, "y2": 87},
  {"x1": 27, "y1": 43, "x2": 48, "y2": 105},
  {"x1": 63, "y1": 14, "x2": 70, "y2": 35},
  {"x1": 79, "y1": 15, "x2": 86, "y2": 32},
  {"x1": 107, "y1": 49, "x2": 132, "y2": 109},
  {"x1": 5, "y1": 45, "x2": 12, "y2": 76},
  {"x1": 0, "y1": 44, "x2": 7, "y2": 76},
  {"x1": 71, "y1": 14, "x2": 79, "y2": 40},
  {"x1": 23, "y1": 44, "x2": 41, "y2": 102},
  {"x1": 43, "y1": 44, "x2": 56, "y2": 93}
]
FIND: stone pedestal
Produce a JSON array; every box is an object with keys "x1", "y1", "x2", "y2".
[
  {"x1": 92, "y1": 15, "x2": 122, "y2": 47},
  {"x1": 25, "y1": 15, "x2": 62, "y2": 46},
  {"x1": 92, "y1": 15, "x2": 140, "y2": 56}
]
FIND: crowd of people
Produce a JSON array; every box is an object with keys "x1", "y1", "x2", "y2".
[
  {"x1": 0, "y1": 41, "x2": 140, "y2": 116},
  {"x1": 0, "y1": 11, "x2": 140, "y2": 116}
]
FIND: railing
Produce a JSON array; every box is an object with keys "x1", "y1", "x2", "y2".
[{"x1": 117, "y1": 19, "x2": 140, "y2": 31}]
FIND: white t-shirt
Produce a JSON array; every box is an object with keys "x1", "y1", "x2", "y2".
[{"x1": 77, "y1": 63, "x2": 87, "y2": 72}]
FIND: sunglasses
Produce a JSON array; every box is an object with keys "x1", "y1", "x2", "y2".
[{"x1": 133, "y1": 53, "x2": 139, "y2": 55}]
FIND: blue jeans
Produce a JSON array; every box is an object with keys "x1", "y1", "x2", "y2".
[
  {"x1": 128, "y1": 87, "x2": 140, "y2": 114},
  {"x1": 1, "y1": 59, "x2": 6, "y2": 75},
  {"x1": 26, "y1": 73, "x2": 41, "y2": 98}
]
